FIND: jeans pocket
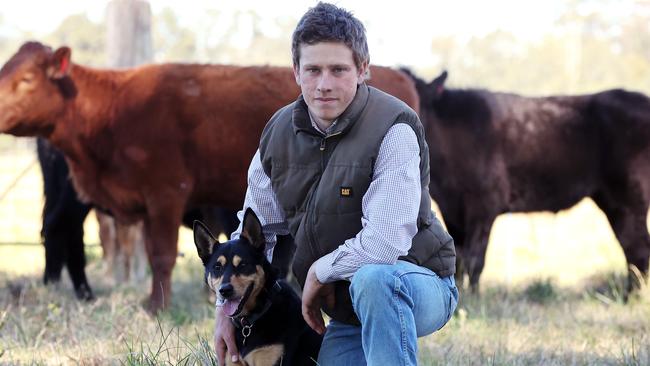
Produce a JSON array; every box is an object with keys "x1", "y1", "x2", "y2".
[{"x1": 395, "y1": 260, "x2": 438, "y2": 279}]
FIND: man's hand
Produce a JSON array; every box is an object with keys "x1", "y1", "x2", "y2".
[
  {"x1": 301, "y1": 263, "x2": 335, "y2": 335},
  {"x1": 214, "y1": 307, "x2": 240, "y2": 364}
]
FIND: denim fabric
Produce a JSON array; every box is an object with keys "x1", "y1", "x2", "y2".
[{"x1": 317, "y1": 260, "x2": 458, "y2": 366}]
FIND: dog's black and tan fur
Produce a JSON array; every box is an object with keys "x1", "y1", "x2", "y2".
[{"x1": 194, "y1": 208, "x2": 322, "y2": 366}]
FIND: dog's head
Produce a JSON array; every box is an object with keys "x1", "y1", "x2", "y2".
[{"x1": 193, "y1": 208, "x2": 268, "y2": 318}]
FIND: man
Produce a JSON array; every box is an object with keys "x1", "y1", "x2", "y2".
[{"x1": 215, "y1": 2, "x2": 458, "y2": 364}]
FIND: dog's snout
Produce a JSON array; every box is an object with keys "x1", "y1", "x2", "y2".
[{"x1": 219, "y1": 283, "x2": 234, "y2": 298}]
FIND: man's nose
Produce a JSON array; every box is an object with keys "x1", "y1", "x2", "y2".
[{"x1": 317, "y1": 72, "x2": 333, "y2": 92}]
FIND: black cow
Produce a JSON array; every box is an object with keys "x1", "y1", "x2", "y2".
[
  {"x1": 37, "y1": 138, "x2": 94, "y2": 300},
  {"x1": 403, "y1": 69, "x2": 650, "y2": 293},
  {"x1": 37, "y1": 137, "x2": 239, "y2": 300}
]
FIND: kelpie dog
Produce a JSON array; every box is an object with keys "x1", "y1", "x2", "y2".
[{"x1": 193, "y1": 208, "x2": 322, "y2": 366}]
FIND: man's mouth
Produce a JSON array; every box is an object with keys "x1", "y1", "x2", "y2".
[{"x1": 315, "y1": 97, "x2": 337, "y2": 102}]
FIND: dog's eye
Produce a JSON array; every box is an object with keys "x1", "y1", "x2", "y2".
[{"x1": 213, "y1": 264, "x2": 222, "y2": 272}]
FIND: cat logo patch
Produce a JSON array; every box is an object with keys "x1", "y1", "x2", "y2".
[{"x1": 340, "y1": 187, "x2": 353, "y2": 197}]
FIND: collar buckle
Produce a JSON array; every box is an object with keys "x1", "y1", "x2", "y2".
[{"x1": 241, "y1": 322, "x2": 253, "y2": 346}]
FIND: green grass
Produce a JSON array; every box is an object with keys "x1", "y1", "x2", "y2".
[
  {"x1": 0, "y1": 243, "x2": 217, "y2": 365},
  {"x1": 1, "y1": 247, "x2": 649, "y2": 365}
]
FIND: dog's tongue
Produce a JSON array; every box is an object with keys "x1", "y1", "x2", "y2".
[{"x1": 223, "y1": 298, "x2": 242, "y2": 317}]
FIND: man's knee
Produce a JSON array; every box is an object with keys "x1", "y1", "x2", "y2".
[{"x1": 350, "y1": 264, "x2": 396, "y2": 303}]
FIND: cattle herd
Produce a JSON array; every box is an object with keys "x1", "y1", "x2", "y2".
[{"x1": 0, "y1": 41, "x2": 648, "y2": 311}]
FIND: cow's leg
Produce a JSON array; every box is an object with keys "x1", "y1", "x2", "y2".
[
  {"x1": 60, "y1": 186, "x2": 93, "y2": 300},
  {"x1": 97, "y1": 211, "x2": 118, "y2": 283},
  {"x1": 42, "y1": 230, "x2": 65, "y2": 285},
  {"x1": 445, "y1": 220, "x2": 467, "y2": 288},
  {"x1": 113, "y1": 221, "x2": 131, "y2": 283},
  {"x1": 143, "y1": 200, "x2": 183, "y2": 313},
  {"x1": 41, "y1": 179, "x2": 67, "y2": 286},
  {"x1": 65, "y1": 218, "x2": 94, "y2": 301},
  {"x1": 121, "y1": 221, "x2": 147, "y2": 283},
  {"x1": 464, "y1": 216, "x2": 496, "y2": 293},
  {"x1": 593, "y1": 190, "x2": 650, "y2": 295},
  {"x1": 38, "y1": 138, "x2": 63, "y2": 286}
]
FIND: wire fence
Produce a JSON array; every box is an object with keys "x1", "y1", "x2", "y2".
[
  {"x1": 0, "y1": 136, "x2": 100, "y2": 247},
  {"x1": 0, "y1": 136, "x2": 643, "y2": 287}
]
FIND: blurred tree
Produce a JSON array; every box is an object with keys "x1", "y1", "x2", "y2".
[
  {"x1": 553, "y1": 0, "x2": 650, "y2": 94},
  {"x1": 152, "y1": 7, "x2": 197, "y2": 62},
  {"x1": 202, "y1": 9, "x2": 294, "y2": 66},
  {"x1": 422, "y1": 0, "x2": 650, "y2": 96},
  {"x1": 43, "y1": 14, "x2": 106, "y2": 66},
  {"x1": 0, "y1": 16, "x2": 31, "y2": 64},
  {"x1": 106, "y1": 0, "x2": 153, "y2": 67},
  {"x1": 0, "y1": 14, "x2": 7, "y2": 53}
]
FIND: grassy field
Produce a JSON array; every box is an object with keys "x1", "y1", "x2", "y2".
[
  {"x1": 1, "y1": 247, "x2": 648, "y2": 366},
  {"x1": 1, "y1": 136, "x2": 650, "y2": 365}
]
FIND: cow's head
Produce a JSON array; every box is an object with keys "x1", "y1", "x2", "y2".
[
  {"x1": 400, "y1": 68, "x2": 448, "y2": 108},
  {"x1": 430, "y1": 70, "x2": 448, "y2": 100},
  {"x1": 0, "y1": 42, "x2": 73, "y2": 137}
]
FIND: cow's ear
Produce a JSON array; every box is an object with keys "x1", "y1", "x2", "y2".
[
  {"x1": 241, "y1": 208, "x2": 265, "y2": 251},
  {"x1": 430, "y1": 70, "x2": 448, "y2": 99},
  {"x1": 193, "y1": 220, "x2": 218, "y2": 265},
  {"x1": 47, "y1": 47, "x2": 72, "y2": 80}
]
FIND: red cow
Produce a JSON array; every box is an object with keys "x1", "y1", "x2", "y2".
[{"x1": 0, "y1": 42, "x2": 419, "y2": 312}]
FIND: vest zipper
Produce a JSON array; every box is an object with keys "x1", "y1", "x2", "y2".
[
  {"x1": 307, "y1": 130, "x2": 343, "y2": 259},
  {"x1": 305, "y1": 176, "x2": 322, "y2": 259},
  {"x1": 319, "y1": 131, "x2": 342, "y2": 170},
  {"x1": 319, "y1": 131, "x2": 343, "y2": 151}
]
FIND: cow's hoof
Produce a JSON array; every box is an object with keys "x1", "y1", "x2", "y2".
[
  {"x1": 74, "y1": 283, "x2": 95, "y2": 301},
  {"x1": 43, "y1": 273, "x2": 62, "y2": 285},
  {"x1": 143, "y1": 297, "x2": 166, "y2": 315}
]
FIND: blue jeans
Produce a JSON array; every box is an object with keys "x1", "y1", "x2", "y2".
[{"x1": 317, "y1": 260, "x2": 458, "y2": 366}]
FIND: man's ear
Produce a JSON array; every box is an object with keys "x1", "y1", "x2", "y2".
[
  {"x1": 293, "y1": 63, "x2": 301, "y2": 85},
  {"x1": 47, "y1": 46, "x2": 72, "y2": 80},
  {"x1": 357, "y1": 60, "x2": 369, "y2": 84},
  {"x1": 193, "y1": 220, "x2": 218, "y2": 265},
  {"x1": 241, "y1": 208, "x2": 265, "y2": 251}
]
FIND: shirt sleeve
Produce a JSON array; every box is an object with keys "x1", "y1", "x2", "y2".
[
  {"x1": 230, "y1": 149, "x2": 289, "y2": 262},
  {"x1": 313, "y1": 123, "x2": 421, "y2": 283}
]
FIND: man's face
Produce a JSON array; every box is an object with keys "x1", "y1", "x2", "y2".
[{"x1": 293, "y1": 42, "x2": 367, "y2": 129}]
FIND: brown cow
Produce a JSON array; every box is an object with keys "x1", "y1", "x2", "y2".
[
  {"x1": 403, "y1": 69, "x2": 650, "y2": 294},
  {"x1": 0, "y1": 42, "x2": 419, "y2": 312}
]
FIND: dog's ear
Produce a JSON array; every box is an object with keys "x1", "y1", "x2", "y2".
[
  {"x1": 193, "y1": 220, "x2": 218, "y2": 265},
  {"x1": 241, "y1": 208, "x2": 265, "y2": 251}
]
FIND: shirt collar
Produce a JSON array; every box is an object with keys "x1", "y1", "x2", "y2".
[{"x1": 308, "y1": 110, "x2": 338, "y2": 135}]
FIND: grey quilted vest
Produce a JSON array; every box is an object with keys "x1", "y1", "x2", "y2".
[{"x1": 259, "y1": 85, "x2": 455, "y2": 325}]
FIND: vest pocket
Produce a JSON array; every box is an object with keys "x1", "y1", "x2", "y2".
[
  {"x1": 319, "y1": 164, "x2": 372, "y2": 214},
  {"x1": 271, "y1": 165, "x2": 320, "y2": 214}
]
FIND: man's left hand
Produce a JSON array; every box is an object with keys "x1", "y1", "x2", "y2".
[{"x1": 301, "y1": 263, "x2": 334, "y2": 335}]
